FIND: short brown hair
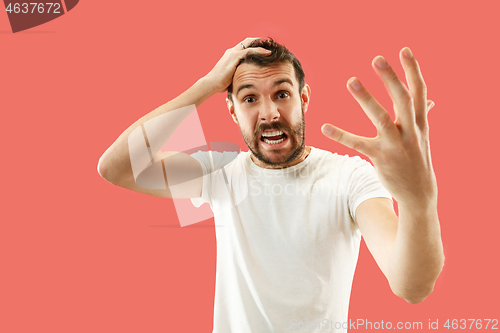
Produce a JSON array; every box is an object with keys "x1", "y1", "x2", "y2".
[{"x1": 227, "y1": 37, "x2": 305, "y2": 104}]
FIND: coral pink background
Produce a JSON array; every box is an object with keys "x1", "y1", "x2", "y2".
[{"x1": 1, "y1": 0, "x2": 499, "y2": 332}]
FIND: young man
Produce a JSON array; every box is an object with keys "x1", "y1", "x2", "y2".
[{"x1": 98, "y1": 37, "x2": 444, "y2": 332}]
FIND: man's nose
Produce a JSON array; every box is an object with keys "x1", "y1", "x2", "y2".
[{"x1": 259, "y1": 99, "x2": 280, "y2": 122}]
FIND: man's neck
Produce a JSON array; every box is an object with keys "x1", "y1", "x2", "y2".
[{"x1": 250, "y1": 146, "x2": 311, "y2": 169}]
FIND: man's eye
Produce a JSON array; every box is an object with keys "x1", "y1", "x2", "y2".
[
  {"x1": 277, "y1": 92, "x2": 289, "y2": 99},
  {"x1": 243, "y1": 96, "x2": 256, "y2": 103}
]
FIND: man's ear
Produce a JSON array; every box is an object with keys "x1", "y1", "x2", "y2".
[
  {"x1": 226, "y1": 97, "x2": 238, "y2": 124},
  {"x1": 301, "y1": 83, "x2": 311, "y2": 113}
]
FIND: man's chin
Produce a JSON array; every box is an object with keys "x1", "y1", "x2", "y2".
[{"x1": 252, "y1": 139, "x2": 302, "y2": 166}]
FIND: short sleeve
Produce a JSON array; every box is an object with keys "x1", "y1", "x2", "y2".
[
  {"x1": 347, "y1": 157, "x2": 392, "y2": 222},
  {"x1": 189, "y1": 151, "x2": 239, "y2": 209}
]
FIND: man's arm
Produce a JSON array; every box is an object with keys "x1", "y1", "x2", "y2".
[
  {"x1": 321, "y1": 47, "x2": 444, "y2": 304},
  {"x1": 355, "y1": 198, "x2": 443, "y2": 304},
  {"x1": 97, "y1": 38, "x2": 271, "y2": 198},
  {"x1": 97, "y1": 78, "x2": 211, "y2": 198}
]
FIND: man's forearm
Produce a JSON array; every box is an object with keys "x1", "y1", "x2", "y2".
[
  {"x1": 98, "y1": 38, "x2": 272, "y2": 185},
  {"x1": 387, "y1": 200, "x2": 445, "y2": 304},
  {"x1": 98, "y1": 77, "x2": 216, "y2": 184}
]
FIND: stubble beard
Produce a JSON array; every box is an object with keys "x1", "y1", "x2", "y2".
[{"x1": 237, "y1": 107, "x2": 306, "y2": 167}]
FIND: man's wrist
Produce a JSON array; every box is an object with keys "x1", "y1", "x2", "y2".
[
  {"x1": 180, "y1": 76, "x2": 220, "y2": 109},
  {"x1": 397, "y1": 195, "x2": 438, "y2": 225},
  {"x1": 197, "y1": 75, "x2": 224, "y2": 96},
  {"x1": 393, "y1": 180, "x2": 438, "y2": 215}
]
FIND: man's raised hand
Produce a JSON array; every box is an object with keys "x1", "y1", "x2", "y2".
[
  {"x1": 321, "y1": 48, "x2": 437, "y2": 206},
  {"x1": 203, "y1": 37, "x2": 272, "y2": 94}
]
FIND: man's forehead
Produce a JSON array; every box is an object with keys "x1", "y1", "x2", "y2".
[{"x1": 233, "y1": 62, "x2": 297, "y2": 94}]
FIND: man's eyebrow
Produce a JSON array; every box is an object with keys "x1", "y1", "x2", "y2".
[{"x1": 235, "y1": 78, "x2": 294, "y2": 97}]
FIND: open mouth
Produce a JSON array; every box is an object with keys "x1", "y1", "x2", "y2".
[{"x1": 260, "y1": 130, "x2": 288, "y2": 145}]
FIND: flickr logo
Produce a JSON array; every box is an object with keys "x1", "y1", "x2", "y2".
[{"x1": 3, "y1": 0, "x2": 79, "y2": 33}]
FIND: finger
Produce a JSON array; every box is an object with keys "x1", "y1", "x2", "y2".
[
  {"x1": 322, "y1": 124, "x2": 374, "y2": 156},
  {"x1": 372, "y1": 55, "x2": 416, "y2": 131},
  {"x1": 399, "y1": 47, "x2": 428, "y2": 128},
  {"x1": 233, "y1": 37, "x2": 271, "y2": 57},
  {"x1": 347, "y1": 77, "x2": 399, "y2": 138},
  {"x1": 236, "y1": 37, "x2": 262, "y2": 50},
  {"x1": 243, "y1": 47, "x2": 272, "y2": 56},
  {"x1": 426, "y1": 100, "x2": 435, "y2": 114}
]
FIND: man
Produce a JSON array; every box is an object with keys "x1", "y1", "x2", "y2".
[{"x1": 98, "y1": 37, "x2": 444, "y2": 332}]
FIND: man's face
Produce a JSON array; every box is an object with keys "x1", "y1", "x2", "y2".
[{"x1": 228, "y1": 62, "x2": 310, "y2": 167}]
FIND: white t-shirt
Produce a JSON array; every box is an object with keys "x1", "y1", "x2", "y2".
[{"x1": 190, "y1": 146, "x2": 392, "y2": 333}]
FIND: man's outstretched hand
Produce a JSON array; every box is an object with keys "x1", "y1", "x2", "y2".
[{"x1": 322, "y1": 48, "x2": 437, "y2": 207}]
